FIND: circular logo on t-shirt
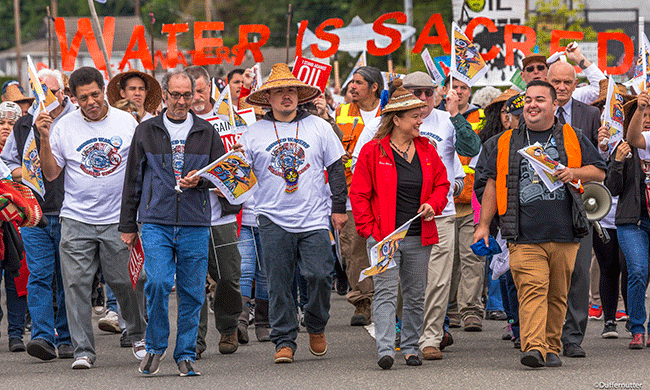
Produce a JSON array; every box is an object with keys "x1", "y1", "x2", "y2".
[
  {"x1": 79, "y1": 138, "x2": 122, "y2": 177},
  {"x1": 268, "y1": 140, "x2": 310, "y2": 177}
]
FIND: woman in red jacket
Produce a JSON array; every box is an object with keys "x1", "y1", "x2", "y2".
[{"x1": 350, "y1": 79, "x2": 449, "y2": 369}]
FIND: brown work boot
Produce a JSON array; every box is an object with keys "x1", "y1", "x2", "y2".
[
  {"x1": 463, "y1": 315, "x2": 483, "y2": 332},
  {"x1": 422, "y1": 346, "x2": 442, "y2": 360},
  {"x1": 308, "y1": 333, "x2": 327, "y2": 356},
  {"x1": 218, "y1": 332, "x2": 238, "y2": 354},
  {"x1": 274, "y1": 347, "x2": 294, "y2": 363},
  {"x1": 350, "y1": 299, "x2": 371, "y2": 326}
]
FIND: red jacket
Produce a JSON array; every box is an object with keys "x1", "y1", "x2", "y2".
[{"x1": 350, "y1": 135, "x2": 450, "y2": 246}]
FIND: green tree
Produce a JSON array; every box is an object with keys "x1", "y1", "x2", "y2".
[{"x1": 526, "y1": 0, "x2": 598, "y2": 57}]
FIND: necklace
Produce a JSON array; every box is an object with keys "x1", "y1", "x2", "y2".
[
  {"x1": 273, "y1": 120, "x2": 301, "y2": 193},
  {"x1": 390, "y1": 139, "x2": 412, "y2": 160}
]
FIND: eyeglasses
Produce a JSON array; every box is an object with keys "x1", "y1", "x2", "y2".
[
  {"x1": 166, "y1": 91, "x2": 193, "y2": 101},
  {"x1": 410, "y1": 89, "x2": 434, "y2": 98},
  {"x1": 524, "y1": 64, "x2": 547, "y2": 73}
]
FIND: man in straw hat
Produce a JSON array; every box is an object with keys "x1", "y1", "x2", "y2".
[
  {"x1": 236, "y1": 63, "x2": 347, "y2": 364},
  {"x1": 38, "y1": 67, "x2": 147, "y2": 370},
  {"x1": 1, "y1": 68, "x2": 76, "y2": 362},
  {"x1": 1, "y1": 81, "x2": 35, "y2": 116},
  {"x1": 107, "y1": 69, "x2": 162, "y2": 122},
  {"x1": 474, "y1": 80, "x2": 606, "y2": 368}
]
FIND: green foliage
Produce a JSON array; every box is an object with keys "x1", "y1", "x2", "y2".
[{"x1": 526, "y1": 0, "x2": 598, "y2": 57}]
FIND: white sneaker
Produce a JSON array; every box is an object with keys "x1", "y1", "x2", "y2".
[
  {"x1": 98, "y1": 311, "x2": 121, "y2": 333},
  {"x1": 132, "y1": 340, "x2": 147, "y2": 360},
  {"x1": 71, "y1": 356, "x2": 93, "y2": 369}
]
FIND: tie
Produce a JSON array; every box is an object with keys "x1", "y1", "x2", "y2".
[{"x1": 557, "y1": 107, "x2": 566, "y2": 125}]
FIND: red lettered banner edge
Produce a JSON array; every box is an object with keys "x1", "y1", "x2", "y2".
[
  {"x1": 128, "y1": 235, "x2": 145, "y2": 290},
  {"x1": 292, "y1": 56, "x2": 332, "y2": 93}
]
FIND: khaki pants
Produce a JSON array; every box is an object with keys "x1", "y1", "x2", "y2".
[
  {"x1": 419, "y1": 215, "x2": 455, "y2": 349},
  {"x1": 509, "y1": 241, "x2": 579, "y2": 356},
  {"x1": 448, "y1": 213, "x2": 485, "y2": 320},
  {"x1": 340, "y1": 210, "x2": 373, "y2": 305}
]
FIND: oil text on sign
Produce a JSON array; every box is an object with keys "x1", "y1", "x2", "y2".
[{"x1": 292, "y1": 56, "x2": 332, "y2": 93}]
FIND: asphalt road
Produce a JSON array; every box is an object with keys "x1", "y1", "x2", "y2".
[{"x1": 0, "y1": 291, "x2": 648, "y2": 390}]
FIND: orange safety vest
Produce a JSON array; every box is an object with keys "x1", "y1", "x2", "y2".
[
  {"x1": 336, "y1": 102, "x2": 380, "y2": 187},
  {"x1": 495, "y1": 123, "x2": 582, "y2": 216},
  {"x1": 455, "y1": 108, "x2": 484, "y2": 204}
]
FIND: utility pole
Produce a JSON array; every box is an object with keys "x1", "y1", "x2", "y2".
[
  {"x1": 135, "y1": 0, "x2": 140, "y2": 17},
  {"x1": 285, "y1": 4, "x2": 293, "y2": 64},
  {"x1": 14, "y1": 0, "x2": 22, "y2": 83},
  {"x1": 205, "y1": 0, "x2": 211, "y2": 21},
  {"x1": 404, "y1": 0, "x2": 413, "y2": 71},
  {"x1": 51, "y1": 0, "x2": 59, "y2": 69}
]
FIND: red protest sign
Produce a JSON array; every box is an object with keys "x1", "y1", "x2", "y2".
[
  {"x1": 128, "y1": 235, "x2": 145, "y2": 290},
  {"x1": 292, "y1": 56, "x2": 332, "y2": 94}
]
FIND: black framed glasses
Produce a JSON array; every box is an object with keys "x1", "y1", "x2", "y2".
[
  {"x1": 524, "y1": 64, "x2": 547, "y2": 73},
  {"x1": 410, "y1": 89, "x2": 434, "y2": 98},
  {"x1": 166, "y1": 90, "x2": 193, "y2": 101}
]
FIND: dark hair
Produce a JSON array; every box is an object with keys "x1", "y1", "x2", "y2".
[
  {"x1": 120, "y1": 73, "x2": 148, "y2": 91},
  {"x1": 526, "y1": 80, "x2": 556, "y2": 101},
  {"x1": 480, "y1": 102, "x2": 506, "y2": 143},
  {"x1": 227, "y1": 69, "x2": 245, "y2": 82},
  {"x1": 353, "y1": 66, "x2": 383, "y2": 99},
  {"x1": 69, "y1": 67, "x2": 104, "y2": 97}
]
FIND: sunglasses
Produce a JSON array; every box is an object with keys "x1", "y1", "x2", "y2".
[
  {"x1": 410, "y1": 89, "x2": 434, "y2": 98},
  {"x1": 524, "y1": 64, "x2": 547, "y2": 73}
]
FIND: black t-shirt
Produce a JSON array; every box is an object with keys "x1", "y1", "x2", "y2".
[
  {"x1": 484, "y1": 126, "x2": 607, "y2": 243},
  {"x1": 516, "y1": 128, "x2": 575, "y2": 243},
  {"x1": 394, "y1": 149, "x2": 423, "y2": 236}
]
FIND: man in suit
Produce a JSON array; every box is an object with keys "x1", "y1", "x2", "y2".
[{"x1": 547, "y1": 60, "x2": 602, "y2": 359}]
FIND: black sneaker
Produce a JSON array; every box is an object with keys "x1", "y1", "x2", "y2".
[
  {"x1": 602, "y1": 320, "x2": 619, "y2": 339},
  {"x1": 120, "y1": 332, "x2": 133, "y2": 348},
  {"x1": 520, "y1": 349, "x2": 544, "y2": 368},
  {"x1": 9, "y1": 338, "x2": 25, "y2": 352},
  {"x1": 26, "y1": 338, "x2": 57, "y2": 360}
]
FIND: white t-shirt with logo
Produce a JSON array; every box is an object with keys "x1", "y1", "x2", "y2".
[
  {"x1": 163, "y1": 114, "x2": 193, "y2": 184},
  {"x1": 240, "y1": 114, "x2": 345, "y2": 233},
  {"x1": 419, "y1": 109, "x2": 464, "y2": 217},
  {"x1": 49, "y1": 106, "x2": 137, "y2": 224}
]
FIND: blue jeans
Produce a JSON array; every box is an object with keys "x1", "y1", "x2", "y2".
[
  {"x1": 21, "y1": 218, "x2": 71, "y2": 346},
  {"x1": 617, "y1": 217, "x2": 650, "y2": 336},
  {"x1": 499, "y1": 270, "x2": 519, "y2": 339},
  {"x1": 257, "y1": 215, "x2": 334, "y2": 351},
  {"x1": 238, "y1": 225, "x2": 268, "y2": 300},
  {"x1": 0, "y1": 269, "x2": 27, "y2": 339},
  {"x1": 141, "y1": 224, "x2": 208, "y2": 363}
]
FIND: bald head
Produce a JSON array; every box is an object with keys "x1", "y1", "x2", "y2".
[{"x1": 547, "y1": 61, "x2": 576, "y2": 106}]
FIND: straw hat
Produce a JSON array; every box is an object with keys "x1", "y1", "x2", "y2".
[
  {"x1": 238, "y1": 99, "x2": 265, "y2": 118},
  {"x1": 622, "y1": 98, "x2": 648, "y2": 134},
  {"x1": 1, "y1": 81, "x2": 35, "y2": 105},
  {"x1": 106, "y1": 70, "x2": 162, "y2": 114},
  {"x1": 381, "y1": 79, "x2": 427, "y2": 115},
  {"x1": 245, "y1": 63, "x2": 320, "y2": 107},
  {"x1": 591, "y1": 79, "x2": 635, "y2": 108},
  {"x1": 486, "y1": 88, "x2": 518, "y2": 110}
]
